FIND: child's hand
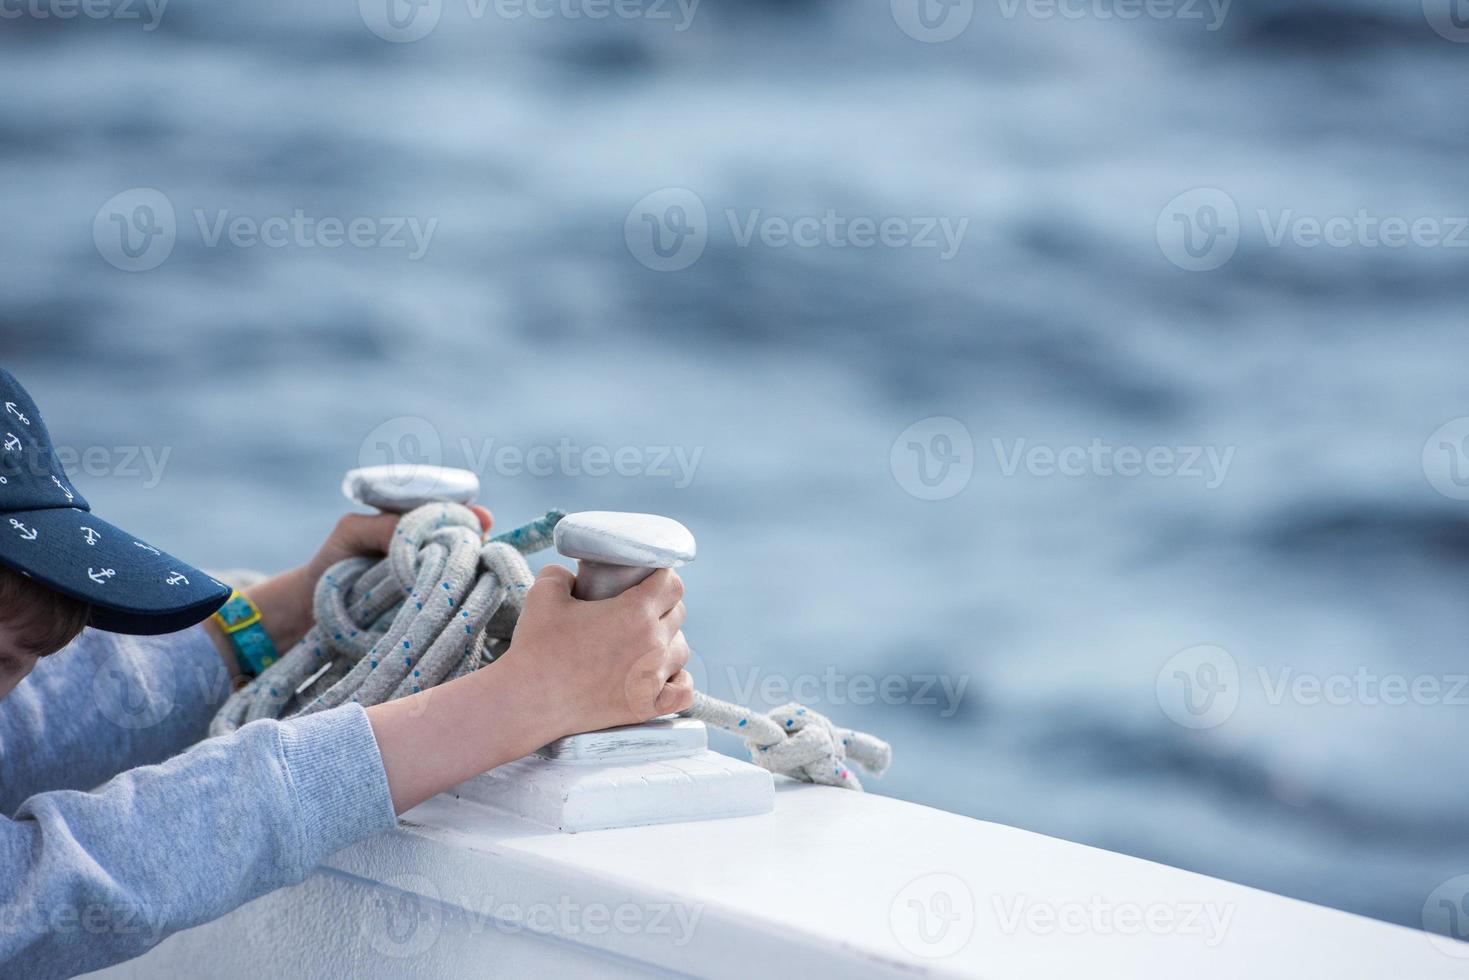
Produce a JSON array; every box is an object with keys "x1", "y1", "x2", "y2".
[
  {"x1": 208, "y1": 507, "x2": 495, "y2": 677},
  {"x1": 301, "y1": 506, "x2": 494, "y2": 585},
  {"x1": 503, "y1": 564, "x2": 692, "y2": 737},
  {"x1": 364, "y1": 525, "x2": 691, "y2": 814}
]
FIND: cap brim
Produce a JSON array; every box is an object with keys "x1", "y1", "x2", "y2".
[{"x1": 0, "y1": 508, "x2": 230, "y2": 636}]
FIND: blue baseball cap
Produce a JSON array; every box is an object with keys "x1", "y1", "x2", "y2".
[{"x1": 0, "y1": 369, "x2": 230, "y2": 636}]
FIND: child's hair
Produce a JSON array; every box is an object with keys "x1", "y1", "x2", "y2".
[{"x1": 0, "y1": 564, "x2": 90, "y2": 656}]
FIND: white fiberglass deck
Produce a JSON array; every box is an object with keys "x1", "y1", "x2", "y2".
[{"x1": 90, "y1": 777, "x2": 1463, "y2": 978}]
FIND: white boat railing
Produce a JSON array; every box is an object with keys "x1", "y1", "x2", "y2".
[{"x1": 88, "y1": 771, "x2": 1466, "y2": 979}]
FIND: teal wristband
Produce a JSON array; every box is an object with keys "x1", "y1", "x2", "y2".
[{"x1": 211, "y1": 591, "x2": 279, "y2": 676}]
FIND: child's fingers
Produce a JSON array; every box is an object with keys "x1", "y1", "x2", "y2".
[
  {"x1": 335, "y1": 512, "x2": 400, "y2": 556},
  {"x1": 528, "y1": 564, "x2": 576, "y2": 606},
  {"x1": 471, "y1": 505, "x2": 494, "y2": 533},
  {"x1": 661, "y1": 601, "x2": 686, "y2": 638},
  {"x1": 655, "y1": 670, "x2": 695, "y2": 714},
  {"x1": 665, "y1": 631, "x2": 690, "y2": 678},
  {"x1": 620, "y1": 568, "x2": 684, "y2": 615}
]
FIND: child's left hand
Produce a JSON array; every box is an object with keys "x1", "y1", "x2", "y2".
[
  {"x1": 206, "y1": 505, "x2": 494, "y2": 677},
  {"x1": 301, "y1": 506, "x2": 494, "y2": 585}
]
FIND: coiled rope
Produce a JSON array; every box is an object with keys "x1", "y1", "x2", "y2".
[{"x1": 210, "y1": 503, "x2": 890, "y2": 790}]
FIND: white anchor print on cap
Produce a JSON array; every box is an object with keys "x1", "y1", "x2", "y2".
[{"x1": 0, "y1": 366, "x2": 230, "y2": 634}]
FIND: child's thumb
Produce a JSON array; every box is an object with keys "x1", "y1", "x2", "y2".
[{"x1": 529, "y1": 564, "x2": 576, "y2": 604}]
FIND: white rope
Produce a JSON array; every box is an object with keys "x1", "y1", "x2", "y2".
[{"x1": 209, "y1": 503, "x2": 890, "y2": 790}]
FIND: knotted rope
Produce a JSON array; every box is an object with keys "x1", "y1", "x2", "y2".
[
  {"x1": 686, "y1": 694, "x2": 891, "y2": 790},
  {"x1": 211, "y1": 503, "x2": 553, "y2": 734},
  {"x1": 210, "y1": 503, "x2": 890, "y2": 790}
]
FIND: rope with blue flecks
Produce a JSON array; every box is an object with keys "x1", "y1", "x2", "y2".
[
  {"x1": 682, "y1": 692, "x2": 890, "y2": 790},
  {"x1": 208, "y1": 502, "x2": 890, "y2": 790}
]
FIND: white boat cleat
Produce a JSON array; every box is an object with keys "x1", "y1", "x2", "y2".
[
  {"x1": 552, "y1": 510, "x2": 698, "y2": 601},
  {"x1": 462, "y1": 510, "x2": 774, "y2": 832},
  {"x1": 341, "y1": 464, "x2": 481, "y2": 513}
]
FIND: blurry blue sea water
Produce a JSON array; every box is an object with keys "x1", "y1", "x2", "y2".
[{"x1": 1, "y1": 0, "x2": 1467, "y2": 932}]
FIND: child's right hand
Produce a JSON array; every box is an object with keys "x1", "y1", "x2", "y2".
[
  {"x1": 366, "y1": 560, "x2": 691, "y2": 814},
  {"x1": 504, "y1": 564, "x2": 692, "y2": 738}
]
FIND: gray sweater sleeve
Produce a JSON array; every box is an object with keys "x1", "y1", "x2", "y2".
[{"x1": 0, "y1": 630, "x2": 398, "y2": 978}]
